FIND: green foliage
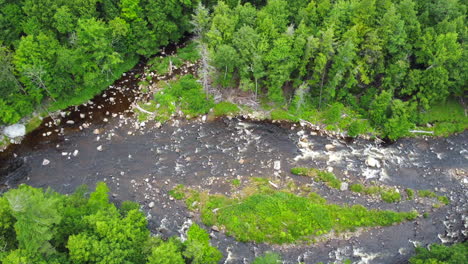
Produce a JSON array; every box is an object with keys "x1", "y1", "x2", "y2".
[
  {"x1": 147, "y1": 239, "x2": 184, "y2": 264},
  {"x1": 169, "y1": 185, "x2": 186, "y2": 200},
  {"x1": 151, "y1": 75, "x2": 214, "y2": 121},
  {"x1": 270, "y1": 109, "x2": 299, "y2": 122},
  {"x1": 406, "y1": 188, "x2": 415, "y2": 200},
  {"x1": 350, "y1": 184, "x2": 364, "y2": 193},
  {"x1": 0, "y1": 0, "x2": 196, "y2": 125},
  {"x1": 409, "y1": 242, "x2": 468, "y2": 264},
  {"x1": 253, "y1": 252, "x2": 282, "y2": 264},
  {"x1": 291, "y1": 167, "x2": 341, "y2": 189},
  {"x1": 214, "y1": 102, "x2": 240, "y2": 116},
  {"x1": 181, "y1": 185, "x2": 418, "y2": 244},
  {"x1": 231, "y1": 179, "x2": 241, "y2": 187},
  {"x1": 0, "y1": 184, "x2": 223, "y2": 263},
  {"x1": 183, "y1": 224, "x2": 223, "y2": 264},
  {"x1": 381, "y1": 189, "x2": 402, "y2": 203},
  {"x1": 199, "y1": 0, "x2": 467, "y2": 139},
  {"x1": 437, "y1": 196, "x2": 450, "y2": 205},
  {"x1": 418, "y1": 190, "x2": 437, "y2": 198},
  {"x1": 417, "y1": 99, "x2": 468, "y2": 136}
]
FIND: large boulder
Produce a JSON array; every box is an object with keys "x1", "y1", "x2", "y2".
[
  {"x1": 365, "y1": 157, "x2": 381, "y2": 168},
  {"x1": 3, "y1": 124, "x2": 26, "y2": 138}
]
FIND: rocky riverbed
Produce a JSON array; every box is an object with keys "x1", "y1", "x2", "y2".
[{"x1": 0, "y1": 59, "x2": 466, "y2": 263}]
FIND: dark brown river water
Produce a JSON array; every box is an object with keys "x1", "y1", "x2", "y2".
[{"x1": 0, "y1": 60, "x2": 466, "y2": 263}]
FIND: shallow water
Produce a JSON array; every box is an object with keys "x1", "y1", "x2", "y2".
[{"x1": 0, "y1": 64, "x2": 466, "y2": 263}]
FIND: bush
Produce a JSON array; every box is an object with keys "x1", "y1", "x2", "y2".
[
  {"x1": 381, "y1": 189, "x2": 402, "y2": 203},
  {"x1": 183, "y1": 224, "x2": 222, "y2": 264},
  {"x1": 181, "y1": 187, "x2": 418, "y2": 244},
  {"x1": 406, "y1": 188, "x2": 415, "y2": 200},
  {"x1": 409, "y1": 242, "x2": 468, "y2": 264},
  {"x1": 0, "y1": 184, "x2": 223, "y2": 263},
  {"x1": 350, "y1": 184, "x2": 364, "y2": 193},
  {"x1": 291, "y1": 167, "x2": 341, "y2": 189},
  {"x1": 253, "y1": 252, "x2": 282, "y2": 264},
  {"x1": 418, "y1": 190, "x2": 437, "y2": 198},
  {"x1": 270, "y1": 109, "x2": 299, "y2": 122},
  {"x1": 214, "y1": 102, "x2": 240, "y2": 116},
  {"x1": 323, "y1": 102, "x2": 344, "y2": 124}
]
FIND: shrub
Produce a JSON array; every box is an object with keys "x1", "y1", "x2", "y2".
[
  {"x1": 406, "y1": 188, "x2": 415, "y2": 200},
  {"x1": 253, "y1": 252, "x2": 282, "y2": 264},
  {"x1": 418, "y1": 190, "x2": 437, "y2": 198},
  {"x1": 437, "y1": 196, "x2": 450, "y2": 205},
  {"x1": 381, "y1": 189, "x2": 401, "y2": 203},
  {"x1": 291, "y1": 167, "x2": 341, "y2": 189},
  {"x1": 270, "y1": 109, "x2": 299, "y2": 122},
  {"x1": 183, "y1": 224, "x2": 222, "y2": 264},
  {"x1": 214, "y1": 102, "x2": 240, "y2": 116},
  {"x1": 409, "y1": 242, "x2": 468, "y2": 264},
  {"x1": 350, "y1": 184, "x2": 364, "y2": 193},
  {"x1": 181, "y1": 187, "x2": 418, "y2": 244}
]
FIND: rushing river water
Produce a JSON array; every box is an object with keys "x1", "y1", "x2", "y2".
[{"x1": 0, "y1": 64, "x2": 467, "y2": 263}]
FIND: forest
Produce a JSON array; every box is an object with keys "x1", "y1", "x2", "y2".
[{"x1": 0, "y1": 0, "x2": 467, "y2": 140}]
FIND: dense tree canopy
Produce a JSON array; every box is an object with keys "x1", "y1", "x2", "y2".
[
  {"x1": 0, "y1": 0, "x2": 466, "y2": 139},
  {"x1": 196, "y1": 0, "x2": 467, "y2": 138},
  {"x1": 0, "y1": 0, "x2": 198, "y2": 124},
  {"x1": 0, "y1": 183, "x2": 222, "y2": 263}
]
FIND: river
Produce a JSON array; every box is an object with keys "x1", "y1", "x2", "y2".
[{"x1": 0, "y1": 61, "x2": 466, "y2": 263}]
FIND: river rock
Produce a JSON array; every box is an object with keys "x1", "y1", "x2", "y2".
[
  {"x1": 211, "y1": 226, "x2": 220, "y2": 232},
  {"x1": 93, "y1": 129, "x2": 100, "y2": 135},
  {"x1": 42, "y1": 159, "x2": 50, "y2": 166},
  {"x1": 66, "y1": 120, "x2": 75, "y2": 125},
  {"x1": 325, "y1": 144, "x2": 336, "y2": 151},
  {"x1": 340, "y1": 182, "x2": 349, "y2": 191},
  {"x1": 365, "y1": 157, "x2": 381, "y2": 168},
  {"x1": 73, "y1": 150, "x2": 79, "y2": 157},
  {"x1": 3, "y1": 124, "x2": 26, "y2": 138},
  {"x1": 274, "y1": 160, "x2": 281, "y2": 171},
  {"x1": 148, "y1": 202, "x2": 155, "y2": 208},
  {"x1": 97, "y1": 145, "x2": 103, "y2": 151}
]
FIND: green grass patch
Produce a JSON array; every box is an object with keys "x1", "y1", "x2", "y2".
[
  {"x1": 213, "y1": 102, "x2": 240, "y2": 117},
  {"x1": 178, "y1": 185, "x2": 418, "y2": 244},
  {"x1": 350, "y1": 183, "x2": 382, "y2": 196},
  {"x1": 49, "y1": 56, "x2": 139, "y2": 111},
  {"x1": 177, "y1": 42, "x2": 201, "y2": 63},
  {"x1": 147, "y1": 42, "x2": 200, "y2": 75},
  {"x1": 291, "y1": 167, "x2": 341, "y2": 189},
  {"x1": 381, "y1": 189, "x2": 401, "y2": 203},
  {"x1": 350, "y1": 184, "x2": 365, "y2": 193},
  {"x1": 140, "y1": 75, "x2": 214, "y2": 122},
  {"x1": 231, "y1": 179, "x2": 241, "y2": 187},
  {"x1": 270, "y1": 109, "x2": 300, "y2": 122},
  {"x1": 169, "y1": 184, "x2": 186, "y2": 200},
  {"x1": 409, "y1": 242, "x2": 468, "y2": 264},
  {"x1": 253, "y1": 252, "x2": 282, "y2": 264},
  {"x1": 437, "y1": 196, "x2": 450, "y2": 205},
  {"x1": 418, "y1": 98, "x2": 468, "y2": 136},
  {"x1": 406, "y1": 188, "x2": 415, "y2": 200},
  {"x1": 418, "y1": 190, "x2": 437, "y2": 198},
  {"x1": 25, "y1": 115, "x2": 43, "y2": 133}
]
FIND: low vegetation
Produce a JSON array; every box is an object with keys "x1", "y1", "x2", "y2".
[
  {"x1": 291, "y1": 167, "x2": 341, "y2": 189},
  {"x1": 253, "y1": 252, "x2": 282, "y2": 264},
  {"x1": 213, "y1": 102, "x2": 240, "y2": 117},
  {"x1": 0, "y1": 183, "x2": 221, "y2": 264},
  {"x1": 171, "y1": 179, "x2": 418, "y2": 244},
  {"x1": 136, "y1": 75, "x2": 214, "y2": 122},
  {"x1": 147, "y1": 43, "x2": 200, "y2": 76},
  {"x1": 409, "y1": 242, "x2": 468, "y2": 264}
]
